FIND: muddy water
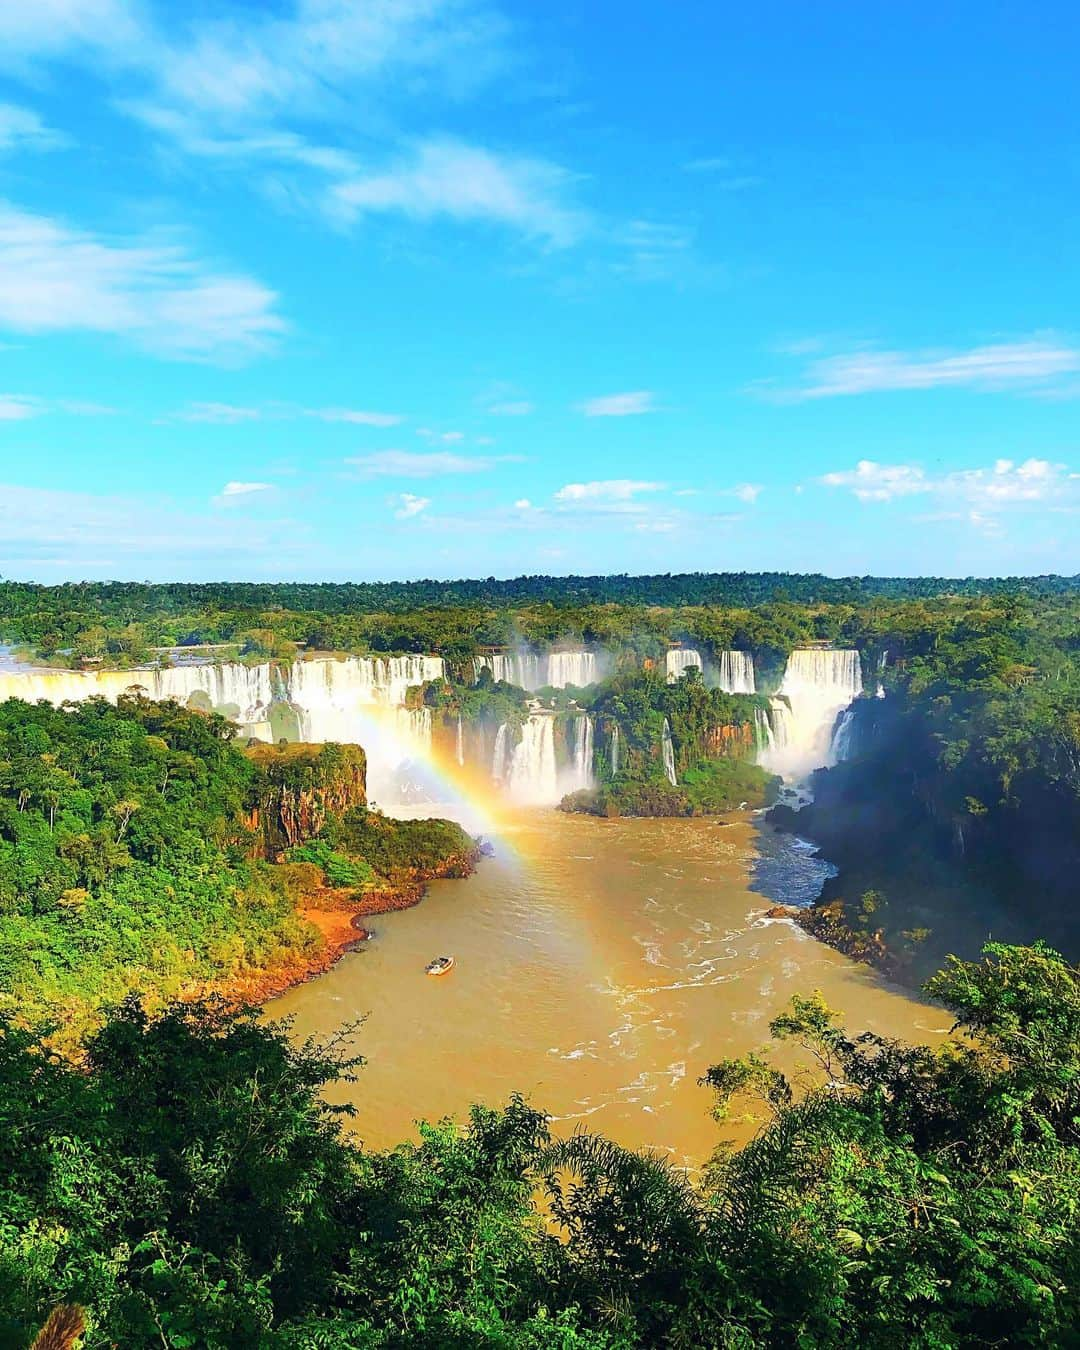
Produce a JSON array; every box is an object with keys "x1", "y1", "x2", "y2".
[{"x1": 268, "y1": 811, "x2": 944, "y2": 1166}]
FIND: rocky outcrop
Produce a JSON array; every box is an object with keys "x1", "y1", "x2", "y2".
[{"x1": 244, "y1": 742, "x2": 367, "y2": 858}]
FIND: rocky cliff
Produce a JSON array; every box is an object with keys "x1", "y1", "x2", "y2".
[{"x1": 244, "y1": 742, "x2": 367, "y2": 858}]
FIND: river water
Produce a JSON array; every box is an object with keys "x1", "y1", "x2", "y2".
[{"x1": 269, "y1": 810, "x2": 944, "y2": 1166}]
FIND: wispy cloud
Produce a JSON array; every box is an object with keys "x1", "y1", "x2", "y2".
[
  {"x1": 554, "y1": 479, "x2": 665, "y2": 503},
  {"x1": 0, "y1": 394, "x2": 40, "y2": 420},
  {"x1": 392, "y1": 492, "x2": 431, "y2": 519},
  {"x1": 327, "y1": 138, "x2": 585, "y2": 246},
  {"x1": 0, "y1": 393, "x2": 116, "y2": 420},
  {"x1": 488, "y1": 400, "x2": 534, "y2": 416},
  {"x1": 0, "y1": 202, "x2": 285, "y2": 361},
  {"x1": 774, "y1": 337, "x2": 1080, "y2": 400},
  {"x1": 579, "y1": 390, "x2": 656, "y2": 417},
  {"x1": 312, "y1": 407, "x2": 403, "y2": 426},
  {"x1": 0, "y1": 102, "x2": 67, "y2": 154},
  {"x1": 219, "y1": 480, "x2": 273, "y2": 497},
  {"x1": 347, "y1": 450, "x2": 507, "y2": 478},
  {"x1": 820, "y1": 457, "x2": 1075, "y2": 511},
  {"x1": 0, "y1": 481, "x2": 296, "y2": 574},
  {"x1": 170, "y1": 402, "x2": 403, "y2": 425},
  {"x1": 177, "y1": 402, "x2": 264, "y2": 424}
]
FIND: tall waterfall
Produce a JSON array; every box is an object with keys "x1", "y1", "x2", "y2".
[
  {"x1": 474, "y1": 650, "x2": 608, "y2": 691},
  {"x1": 456, "y1": 715, "x2": 465, "y2": 766},
  {"x1": 760, "y1": 650, "x2": 862, "y2": 780},
  {"x1": 661, "y1": 718, "x2": 677, "y2": 786},
  {"x1": 665, "y1": 648, "x2": 755, "y2": 692},
  {"x1": 666, "y1": 649, "x2": 703, "y2": 682},
  {"x1": 0, "y1": 662, "x2": 277, "y2": 737},
  {"x1": 492, "y1": 724, "x2": 512, "y2": 783},
  {"x1": 562, "y1": 715, "x2": 595, "y2": 794},
  {"x1": 610, "y1": 723, "x2": 621, "y2": 776},
  {"x1": 0, "y1": 655, "x2": 447, "y2": 807},
  {"x1": 507, "y1": 716, "x2": 560, "y2": 804},
  {"x1": 716, "y1": 650, "x2": 756, "y2": 694}
]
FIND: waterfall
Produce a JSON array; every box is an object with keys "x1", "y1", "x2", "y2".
[
  {"x1": 716, "y1": 650, "x2": 756, "y2": 694},
  {"x1": 456, "y1": 715, "x2": 465, "y2": 766},
  {"x1": 610, "y1": 723, "x2": 621, "y2": 776},
  {"x1": 474, "y1": 650, "x2": 607, "y2": 691},
  {"x1": 507, "y1": 715, "x2": 560, "y2": 804},
  {"x1": 760, "y1": 650, "x2": 862, "y2": 780},
  {"x1": 753, "y1": 706, "x2": 774, "y2": 755},
  {"x1": 666, "y1": 648, "x2": 755, "y2": 692},
  {"x1": 661, "y1": 717, "x2": 677, "y2": 786},
  {"x1": 666, "y1": 649, "x2": 703, "y2": 683},
  {"x1": 562, "y1": 715, "x2": 595, "y2": 794},
  {"x1": 0, "y1": 662, "x2": 277, "y2": 737},
  {"x1": 0, "y1": 654, "x2": 448, "y2": 808},
  {"x1": 492, "y1": 724, "x2": 512, "y2": 783},
  {"x1": 830, "y1": 705, "x2": 858, "y2": 762}
]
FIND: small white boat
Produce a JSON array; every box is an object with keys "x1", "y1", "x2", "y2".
[{"x1": 425, "y1": 955, "x2": 455, "y2": 977}]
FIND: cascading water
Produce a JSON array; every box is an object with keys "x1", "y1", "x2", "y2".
[
  {"x1": 661, "y1": 718, "x2": 677, "y2": 786},
  {"x1": 507, "y1": 716, "x2": 560, "y2": 805},
  {"x1": 0, "y1": 655, "x2": 448, "y2": 807},
  {"x1": 665, "y1": 648, "x2": 755, "y2": 692},
  {"x1": 716, "y1": 650, "x2": 756, "y2": 694},
  {"x1": 0, "y1": 662, "x2": 277, "y2": 737},
  {"x1": 610, "y1": 723, "x2": 621, "y2": 776},
  {"x1": 665, "y1": 649, "x2": 703, "y2": 683},
  {"x1": 753, "y1": 706, "x2": 774, "y2": 755},
  {"x1": 562, "y1": 715, "x2": 595, "y2": 794},
  {"x1": 474, "y1": 650, "x2": 608, "y2": 691},
  {"x1": 492, "y1": 724, "x2": 512, "y2": 783},
  {"x1": 760, "y1": 650, "x2": 862, "y2": 780},
  {"x1": 456, "y1": 715, "x2": 465, "y2": 767}
]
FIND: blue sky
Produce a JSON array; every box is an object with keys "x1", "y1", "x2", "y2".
[{"x1": 0, "y1": 0, "x2": 1076, "y2": 581}]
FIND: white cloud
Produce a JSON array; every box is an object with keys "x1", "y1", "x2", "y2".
[
  {"x1": 820, "y1": 456, "x2": 1075, "y2": 510},
  {"x1": 0, "y1": 103, "x2": 66, "y2": 153},
  {"x1": 328, "y1": 137, "x2": 585, "y2": 247},
  {"x1": 0, "y1": 394, "x2": 40, "y2": 420},
  {"x1": 169, "y1": 402, "x2": 403, "y2": 425},
  {"x1": 0, "y1": 481, "x2": 292, "y2": 573},
  {"x1": 0, "y1": 0, "x2": 144, "y2": 69},
  {"x1": 514, "y1": 498, "x2": 531, "y2": 509},
  {"x1": 580, "y1": 390, "x2": 656, "y2": 417},
  {"x1": 178, "y1": 402, "x2": 263, "y2": 424},
  {"x1": 488, "y1": 400, "x2": 534, "y2": 416},
  {"x1": 731, "y1": 483, "x2": 763, "y2": 503},
  {"x1": 0, "y1": 394, "x2": 116, "y2": 419},
  {"x1": 0, "y1": 202, "x2": 285, "y2": 361},
  {"x1": 219, "y1": 480, "x2": 272, "y2": 497},
  {"x1": 554, "y1": 480, "x2": 665, "y2": 502},
  {"x1": 820, "y1": 461, "x2": 931, "y2": 502},
  {"x1": 785, "y1": 338, "x2": 1080, "y2": 400},
  {"x1": 347, "y1": 450, "x2": 501, "y2": 478},
  {"x1": 392, "y1": 492, "x2": 430, "y2": 518},
  {"x1": 312, "y1": 407, "x2": 403, "y2": 426}
]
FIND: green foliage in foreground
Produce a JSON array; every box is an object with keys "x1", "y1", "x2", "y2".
[{"x1": 3, "y1": 942, "x2": 1078, "y2": 1347}]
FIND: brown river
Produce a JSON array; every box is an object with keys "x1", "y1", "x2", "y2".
[{"x1": 269, "y1": 810, "x2": 945, "y2": 1166}]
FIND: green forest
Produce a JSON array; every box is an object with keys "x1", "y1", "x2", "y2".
[
  {"x1": 0, "y1": 697, "x2": 474, "y2": 1048},
  {"x1": 3, "y1": 942, "x2": 1078, "y2": 1346},
  {"x1": 0, "y1": 575, "x2": 1078, "y2": 1344}
]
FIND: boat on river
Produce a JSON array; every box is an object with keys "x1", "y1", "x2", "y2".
[{"x1": 425, "y1": 955, "x2": 455, "y2": 977}]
